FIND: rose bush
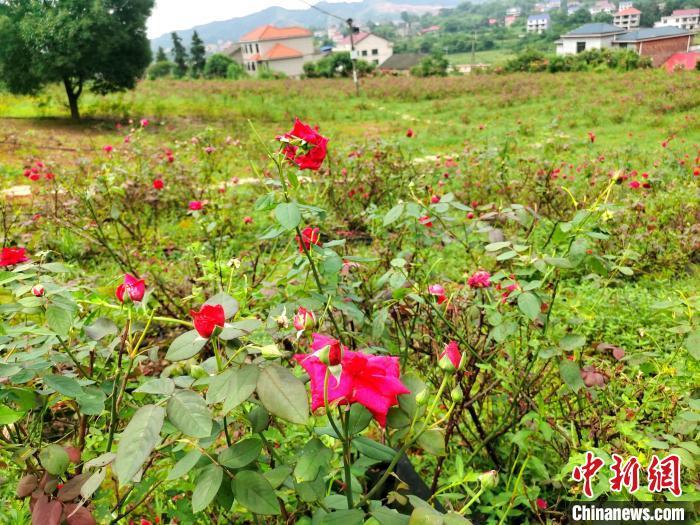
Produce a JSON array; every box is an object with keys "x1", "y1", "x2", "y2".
[{"x1": 0, "y1": 110, "x2": 697, "y2": 525}]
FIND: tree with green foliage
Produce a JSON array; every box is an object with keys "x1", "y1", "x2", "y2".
[
  {"x1": 171, "y1": 32, "x2": 188, "y2": 78},
  {"x1": 155, "y1": 46, "x2": 168, "y2": 63},
  {"x1": 411, "y1": 53, "x2": 449, "y2": 77},
  {"x1": 570, "y1": 8, "x2": 592, "y2": 25},
  {"x1": 147, "y1": 60, "x2": 174, "y2": 80},
  {"x1": 190, "y1": 31, "x2": 206, "y2": 78},
  {"x1": 204, "y1": 54, "x2": 233, "y2": 78},
  {"x1": 303, "y1": 52, "x2": 374, "y2": 78},
  {"x1": 0, "y1": 0, "x2": 154, "y2": 120}
]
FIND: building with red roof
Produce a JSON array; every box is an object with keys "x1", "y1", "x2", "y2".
[
  {"x1": 238, "y1": 25, "x2": 315, "y2": 77},
  {"x1": 655, "y1": 8, "x2": 700, "y2": 30},
  {"x1": 613, "y1": 7, "x2": 641, "y2": 29}
]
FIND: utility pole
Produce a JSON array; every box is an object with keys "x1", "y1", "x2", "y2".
[{"x1": 346, "y1": 18, "x2": 360, "y2": 96}]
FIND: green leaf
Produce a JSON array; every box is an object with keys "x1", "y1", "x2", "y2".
[
  {"x1": 218, "y1": 437, "x2": 262, "y2": 469},
  {"x1": 383, "y1": 203, "x2": 405, "y2": 226},
  {"x1": 232, "y1": 470, "x2": 280, "y2": 515},
  {"x1": 135, "y1": 377, "x2": 175, "y2": 396},
  {"x1": 44, "y1": 375, "x2": 84, "y2": 398},
  {"x1": 46, "y1": 305, "x2": 72, "y2": 337},
  {"x1": 192, "y1": 464, "x2": 223, "y2": 513},
  {"x1": 560, "y1": 334, "x2": 586, "y2": 351},
  {"x1": 559, "y1": 360, "x2": 585, "y2": 393},
  {"x1": 219, "y1": 318, "x2": 262, "y2": 340},
  {"x1": 167, "y1": 390, "x2": 212, "y2": 438},
  {"x1": 320, "y1": 510, "x2": 365, "y2": 525},
  {"x1": 84, "y1": 318, "x2": 118, "y2": 341},
  {"x1": 264, "y1": 466, "x2": 292, "y2": 489},
  {"x1": 685, "y1": 330, "x2": 700, "y2": 360},
  {"x1": 274, "y1": 202, "x2": 301, "y2": 231},
  {"x1": 223, "y1": 365, "x2": 259, "y2": 413},
  {"x1": 417, "y1": 428, "x2": 446, "y2": 456},
  {"x1": 373, "y1": 506, "x2": 411, "y2": 525},
  {"x1": 76, "y1": 386, "x2": 106, "y2": 415},
  {"x1": 353, "y1": 436, "x2": 396, "y2": 461},
  {"x1": 114, "y1": 405, "x2": 164, "y2": 485},
  {"x1": 165, "y1": 330, "x2": 207, "y2": 361},
  {"x1": 256, "y1": 365, "x2": 309, "y2": 424},
  {"x1": 347, "y1": 403, "x2": 373, "y2": 435},
  {"x1": 517, "y1": 292, "x2": 540, "y2": 321},
  {"x1": 167, "y1": 450, "x2": 202, "y2": 481},
  {"x1": 544, "y1": 257, "x2": 574, "y2": 269},
  {"x1": 294, "y1": 438, "x2": 332, "y2": 483},
  {"x1": 0, "y1": 405, "x2": 23, "y2": 425},
  {"x1": 39, "y1": 444, "x2": 70, "y2": 475}
]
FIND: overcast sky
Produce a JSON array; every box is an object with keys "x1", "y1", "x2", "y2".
[{"x1": 147, "y1": 0, "x2": 359, "y2": 38}]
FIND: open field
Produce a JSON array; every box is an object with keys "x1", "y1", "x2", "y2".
[
  {"x1": 0, "y1": 71, "x2": 699, "y2": 524},
  {"x1": 446, "y1": 49, "x2": 516, "y2": 65}
]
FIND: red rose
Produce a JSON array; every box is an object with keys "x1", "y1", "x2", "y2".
[
  {"x1": 153, "y1": 179, "x2": 164, "y2": 190},
  {"x1": 296, "y1": 226, "x2": 320, "y2": 253},
  {"x1": 116, "y1": 273, "x2": 146, "y2": 303},
  {"x1": 190, "y1": 304, "x2": 225, "y2": 338},
  {"x1": 0, "y1": 247, "x2": 29, "y2": 267},
  {"x1": 188, "y1": 201, "x2": 203, "y2": 211},
  {"x1": 277, "y1": 118, "x2": 328, "y2": 171}
]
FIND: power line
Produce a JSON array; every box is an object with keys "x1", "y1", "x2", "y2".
[{"x1": 296, "y1": 0, "x2": 345, "y2": 22}]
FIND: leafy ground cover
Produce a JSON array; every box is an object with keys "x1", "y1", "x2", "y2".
[{"x1": 0, "y1": 71, "x2": 698, "y2": 524}]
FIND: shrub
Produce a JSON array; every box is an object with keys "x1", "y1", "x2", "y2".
[
  {"x1": 204, "y1": 53, "x2": 234, "y2": 79},
  {"x1": 146, "y1": 60, "x2": 174, "y2": 80}
]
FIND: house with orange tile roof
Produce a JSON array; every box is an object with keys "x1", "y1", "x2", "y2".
[
  {"x1": 613, "y1": 7, "x2": 641, "y2": 29},
  {"x1": 239, "y1": 25, "x2": 315, "y2": 78}
]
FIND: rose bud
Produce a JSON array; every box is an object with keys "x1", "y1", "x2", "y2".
[
  {"x1": 478, "y1": 470, "x2": 499, "y2": 490},
  {"x1": 32, "y1": 284, "x2": 45, "y2": 297}
]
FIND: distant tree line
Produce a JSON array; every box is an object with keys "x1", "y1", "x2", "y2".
[
  {"x1": 503, "y1": 48, "x2": 653, "y2": 73},
  {"x1": 148, "y1": 31, "x2": 246, "y2": 80}
]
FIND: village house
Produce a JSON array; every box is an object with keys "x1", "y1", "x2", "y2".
[
  {"x1": 618, "y1": 1, "x2": 634, "y2": 10},
  {"x1": 555, "y1": 23, "x2": 693, "y2": 68},
  {"x1": 589, "y1": 1, "x2": 616, "y2": 15},
  {"x1": 505, "y1": 14, "x2": 519, "y2": 27},
  {"x1": 613, "y1": 7, "x2": 641, "y2": 29},
  {"x1": 378, "y1": 53, "x2": 426, "y2": 75},
  {"x1": 555, "y1": 23, "x2": 626, "y2": 54},
  {"x1": 337, "y1": 32, "x2": 393, "y2": 66},
  {"x1": 506, "y1": 7, "x2": 522, "y2": 16},
  {"x1": 654, "y1": 8, "x2": 700, "y2": 31},
  {"x1": 527, "y1": 14, "x2": 550, "y2": 33},
  {"x1": 239, "y1": 25, "x2": 315, "y2": 77},
  {"x1": 613, "y1": 27, "x2": 693, "y2": 66}
]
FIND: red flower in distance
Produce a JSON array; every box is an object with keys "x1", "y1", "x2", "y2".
[
  {"x1": 419, "y1": 215, "x2": 433, "y2": 227},
  {"x1": 296, "y1": 226, "x2": 320, "y2": 252},
  {"x1": 277, "y1": 118, "x2": 328, "y2": 171},
  {"x1": 406, "y1": 128, "x2": 414, "y2": 138},
  {"x1": 294, "y1": 344, "x2": 410, "y2": 427},
  {"x1": 428, "y1": 284, "x2": 447, "y2": 304},
  {"x1": 115, "y1": 273, "x2": 146, "y2": 303},
  {"x1": 190, "y1": 304, "x2": 225, "y2": 338},
  {"x1": 0, "y1": 247, "x2": 29, "y2": 267},
  {"x1": 467, "y1": 270, "x2": 491, "y2": 289},
  {"x1": 188, "y1": 201, "x2": 203, "y2": 211},
  {"x1": 153, "y1": 179, "x2": 164, "y2": 190}
]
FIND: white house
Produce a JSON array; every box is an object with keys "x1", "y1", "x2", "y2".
[
  {"x1": 239, "y1": 25, "x2": 315, "y2": 77},
  {"x1": 654, "y1": 8, "x2": 700, "y2": 31},
  {"x1": 527, "y1": 14, "x2": 550, "y2": 33},
  {"x1": 618, "y1": 1, "x2": 634, "y2": 10},
  {"x1": 613, "y1": 8, "x2": 641, "y2": 29},
  {"x1": 589, "y1": 1, "x2": 616, "y2": 15},
  {"x1": 337, "y1": 32, "x2": 393, "y2": 66},
  {"x1": 555, "y1": 22, "x2": 626, "y2": 55}
]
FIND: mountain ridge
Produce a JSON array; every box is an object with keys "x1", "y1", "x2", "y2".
[{"x1": 150, "y1": 0, "x2": 461, "y2": 52}]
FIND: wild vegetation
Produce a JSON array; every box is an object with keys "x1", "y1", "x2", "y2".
[{"x1": 0, "y1": 70, "x2": 698, "y2": 524}]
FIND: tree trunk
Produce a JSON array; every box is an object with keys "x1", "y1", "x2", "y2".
[{"x1": 63, "y1": 78, "x2": 81, "y2": 120}]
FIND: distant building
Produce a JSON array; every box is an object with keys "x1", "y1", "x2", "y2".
[
  {"x1": 655, "y1": 8, "x2": 700, "y2": 31},
  {"x1": 556, "y1": 23, "x2": 626, "y2": 54},
  {"x1": 505, "y1": 15, "x2": 519, "y2": 27},
  {"x1": 527, "y1": 14, "x2": 550, "y2": 33},
  {"x1": 419, "y1": 25, "x2": 441, "y2": 35},
  {"x1": 614, "y1": 27, "x2": 693, "y2": 66},
  {"x1": 614, "y1": 8, "x2": 641, "y2": 29},
  {"x1": 506, "y1": 7, "x2": 522, "y2": 16},
  {"x1": 589, "y1": 1, "x2": 616, "y2": 15},
  {"x1": 568, "y1": 2, "x2": 584, "y2": 15},
  {"x1": 488, "y1": 18, "x2": 498, "y2": 25},
  {"x1": 378, "y1": 53, "x2": 426, "y2": 75},
  {"x1": 239, "y1": 25, "x2": 315, "y2": 77},
  {"x1": 556, "y1": 23, "x2": 693, "y2": 67},
  {"x1": 337, "y1": 32, "x2": 393, "y2": 66},
  {"x1": 618, "y1": 1, "x2": 634, "y2": 10}
]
